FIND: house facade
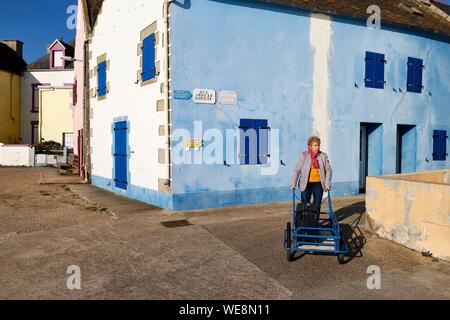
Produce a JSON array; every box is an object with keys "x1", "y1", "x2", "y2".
[
  {"x1": 88, "y1": 0, "x2": 450, "y2": 211},
  {"x1": 38, "y1": 86, "x2": 74, "y2": 146},
  {"x1": 73, "y1": 0, "x2": 89, "y2": 178},
  {"x1": 21, "y1": 39, "x2": 75, "y2": 145},
  {"x1": 0, "y1": 40, "x2": 26, "y2": 144}
]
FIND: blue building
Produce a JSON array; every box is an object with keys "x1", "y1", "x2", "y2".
[{"x1": 88, "y1": 0, "x2": 450, "y2": 210}]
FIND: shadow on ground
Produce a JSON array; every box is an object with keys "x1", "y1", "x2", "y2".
[{"x1": 334, "y1": 201, "x2": 367, "y2": 264}]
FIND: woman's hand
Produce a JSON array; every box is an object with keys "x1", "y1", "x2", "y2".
[
  {"x1": 325, "y1": 184, "x2": 331, "y2": 191},
  {"x1": 290, "y1": 184, "x2": 296, "y2": 190}
]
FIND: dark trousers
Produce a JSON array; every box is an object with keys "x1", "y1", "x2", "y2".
[{"x1": 301, "y1": 182, "x2": 324, "y2": 213}]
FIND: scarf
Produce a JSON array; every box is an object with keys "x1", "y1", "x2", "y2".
[{"x1": 308, "y1": 147, "x2": 320, "y2": 169}]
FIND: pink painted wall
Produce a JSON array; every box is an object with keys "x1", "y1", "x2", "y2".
[{"x1": 73, "y1": 0, "x2": 88, "y2": 176}]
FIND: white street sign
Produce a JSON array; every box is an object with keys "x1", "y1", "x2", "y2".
[{"x1": 193, "y1": 89, "x2": 216, "y2": 104}]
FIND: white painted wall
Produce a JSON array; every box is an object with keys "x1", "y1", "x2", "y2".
[
  {"x1": 21, "y1": 70, "x2": 74, "y2": 144},
  {"x1": 310, "y1": 13, "x2": 332, "y2": 156},
  {"x1": 0, "y1": 144, "x2": 35, "y2": 167},
  {"x1": 89, "y1": 0, "x2": 167, "y2": 191}
]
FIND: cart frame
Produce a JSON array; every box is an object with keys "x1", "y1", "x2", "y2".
[{"x1": 284, "y1": 189, "x2": 350, "y2": 263}]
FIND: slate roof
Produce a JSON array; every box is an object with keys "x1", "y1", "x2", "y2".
[
  {"x1": 27, "y1": 39, "x2": 75, "y2": 70},
  {"x1": 431, "y1": 0, "x2": 450, "y2": 15},
  {"x1": 255, "y1": 0, "x2": 450, "y2": 38}
]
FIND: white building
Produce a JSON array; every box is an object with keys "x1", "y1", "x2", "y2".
[{"x1": 89, "y1": 0, "x2": 170, "y2": 207}]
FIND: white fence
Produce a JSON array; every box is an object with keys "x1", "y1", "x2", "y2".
[
  {"x1": 0, "y1": 144, "x2": 35, "y2": 167},
  {"x1": 0, "y1": 144, "x2": 69, "y2": 167}
]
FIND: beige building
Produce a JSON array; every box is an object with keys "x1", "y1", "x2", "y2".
[
  {"x1": 0, "y1": 40, "x2": 26, "y2": 144},
  {"x1": 38, "y1": 86, "x2": 74, "y2": 146},
  {"x1": 21, "y1": 39, "x2": 74, "y2": 145}
]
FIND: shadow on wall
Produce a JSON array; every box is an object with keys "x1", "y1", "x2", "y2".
[
  {"x1": 208, "y1": 0, "x2": 311, "y2": 18},
  {"x1": 172, "y1": 0, "x2": 191, "y2": 9}
]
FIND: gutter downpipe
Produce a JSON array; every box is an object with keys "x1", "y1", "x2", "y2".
[
  {"x1": 83, "y1": 38, "x2": 89, "y2": 181},
  {"x1": 164, "y1": 0, "x2": 173, "y2": 189}
]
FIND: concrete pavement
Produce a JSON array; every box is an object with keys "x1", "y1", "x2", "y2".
[{"x1": 1, "y1": 167, "x2": 449, "y2": 299}]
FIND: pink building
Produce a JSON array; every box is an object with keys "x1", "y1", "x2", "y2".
[
  {"x1": 73, "y1": 0, "x2": 102, "y2": 179},
  {"x1": 73, "y1": 0, "x2": 88, "y2": 179}
]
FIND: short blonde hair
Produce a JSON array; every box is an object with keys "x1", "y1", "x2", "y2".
[{"x1": 307, "y1": 136, "x2": 321, "y2": 146}]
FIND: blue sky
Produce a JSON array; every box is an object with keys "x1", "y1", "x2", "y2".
[
  {"x1": 1, "y1": 0, "x2": 449, "y2": 64},
  {"x1": 0, "y1": 0, "x2": 77, "y2": 63}
]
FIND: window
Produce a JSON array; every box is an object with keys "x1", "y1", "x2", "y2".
[
  {"x1": 31, "y1": 84, "x2": 40, "y2": 113},
  {"x1": 142, "y1": 33, "x2": 156, "y2": 82},
  {"x1": 364, "y1": 51, "x2": 386, "y2": 89},
  {"x1": 31, "y1": 121, "x2": 39, "y2": 145},
  {"x1": 31, "y1": 83, "x2": 50, "y2": 113},
  {"x1": 432, "y1": 130, "x2": 448, "y2": 161},
  {"x1": 53, "y1": 51, "x2": 64, "y2": 68},
  {"x1": 239, "y1": 119, "x2": 269, "y2": 165},
  {"x1": 407, "y1": 57, "x2": 424, "y2": 93},
  {"x1": 97, "y1": 61, "x2": 107, "y2": 97},
  {"x1": 73, "y1": 80, "x2": 77, "y2": 105}
]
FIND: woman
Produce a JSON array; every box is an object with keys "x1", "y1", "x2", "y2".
[{"x1": 290, "y1": 136, "x2": 332, "y2": 213}]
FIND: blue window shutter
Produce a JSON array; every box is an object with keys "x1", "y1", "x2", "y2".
[
  {"x1": 375, "y1": 53, "x2": 386, "y2": 89},
  {"x1": 433, "y1": 130, "x2": 448, "y2": 161},
  {"x1": 364, "y1": 51, "x2": 376, "y2": 88},
  {"x1": 407, "y1": 57, "x2": 416, "y2": 92},
  {"x1": 432, "y1": 130, "x2": 439, "y2": 161},
  {"x1": 407, "y1": 57, "x2": 423, "y2": 93},
  {"x1": 97, "y1": 61, "x2": 107, "y2": 96},
  {"x1": 365, "y1": 52, "x2": 385, "y2": 89},
  {"x1": 414, "y1": 58, "x2": 423, "y2": 93},
  {"x1": 255, "y1": 120, "x2": 269, "y2": 165},
  {"x1": 239, "y1": 119, "x2": 253, "y2": 165},
  {"x1": 142, "y1": 33, "x2": 156, "y2": 81},
  {"x1": 239, "y1": 119, "x2": 269, "y2": 165}
]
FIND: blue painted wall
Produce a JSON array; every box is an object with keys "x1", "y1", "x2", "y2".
[
  {"x1": 168, "y1": 0, "x2": 449, "y2": 210},
  {"x1": 171, "y1": 0, "x2": 315, "y2": 209},
  {"x1": 328, "y1": 14, "x2": 450, "y2": 189},
  {"x1": 399, "y1": 125, "x2": 417, "y2": 173}
]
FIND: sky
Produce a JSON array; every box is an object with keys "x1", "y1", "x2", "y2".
[
  {"x1": 0, "y1": 0, "x2": 77, "y2": 64},
  {"x1": 1, "y1": 0, "x2": 449, "y2": 64}
]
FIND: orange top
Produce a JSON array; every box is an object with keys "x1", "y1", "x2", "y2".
[{"x1": 309, "y1": 167, "x2": 321, "y2": 182}]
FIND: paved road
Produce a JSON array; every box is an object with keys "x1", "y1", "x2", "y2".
[{"x1": 1, "y1": 167, "x2": 449, "y2": 299}]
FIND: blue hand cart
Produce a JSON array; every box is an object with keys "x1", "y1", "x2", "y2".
[{"x1": 284, "y1": 189, "x2": 349, "y2": 264}]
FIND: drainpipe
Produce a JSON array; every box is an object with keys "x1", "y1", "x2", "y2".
[
  {"x1": 9, "y1": 73, "x2": 14, "y2": 121},
  {"x1": 83, "y1": 38, "x2": 91, "y2": 182},
  {"x1": 164, "y1": 0, "x2": 173, "y2": 188}
]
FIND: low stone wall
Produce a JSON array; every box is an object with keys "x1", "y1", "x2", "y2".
[
  {"x1": 366, "y1": 170, "x2": 450, "y2": 261},
  {"x1": 385, "y1": 170, "x2": 450, "y2": 184}
]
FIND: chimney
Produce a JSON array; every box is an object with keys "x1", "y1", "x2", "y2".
[{"x1": 0, "y1": 40, "x2": 23, "y2": 58}]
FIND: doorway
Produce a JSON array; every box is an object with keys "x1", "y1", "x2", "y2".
[
  {"x1": 77, "y1": 129, "x2": 84, "y2": 179},
  {"x1": 359, "y1": 123, "x2": 383, "y2": 192},
  {"x1": 396, "y1": 125, "x2": 417, "y2": 174},
  {"x1": 113, "y1": 121, "x2": 128, "y2": 190}
]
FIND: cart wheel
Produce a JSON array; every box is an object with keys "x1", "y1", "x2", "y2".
[
  {"x1": 337, "y1": 235, "x2": 346, "y2": 265},
  {"x1": 286, "y1": 222, "x2": 295, "y2": 262}
]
